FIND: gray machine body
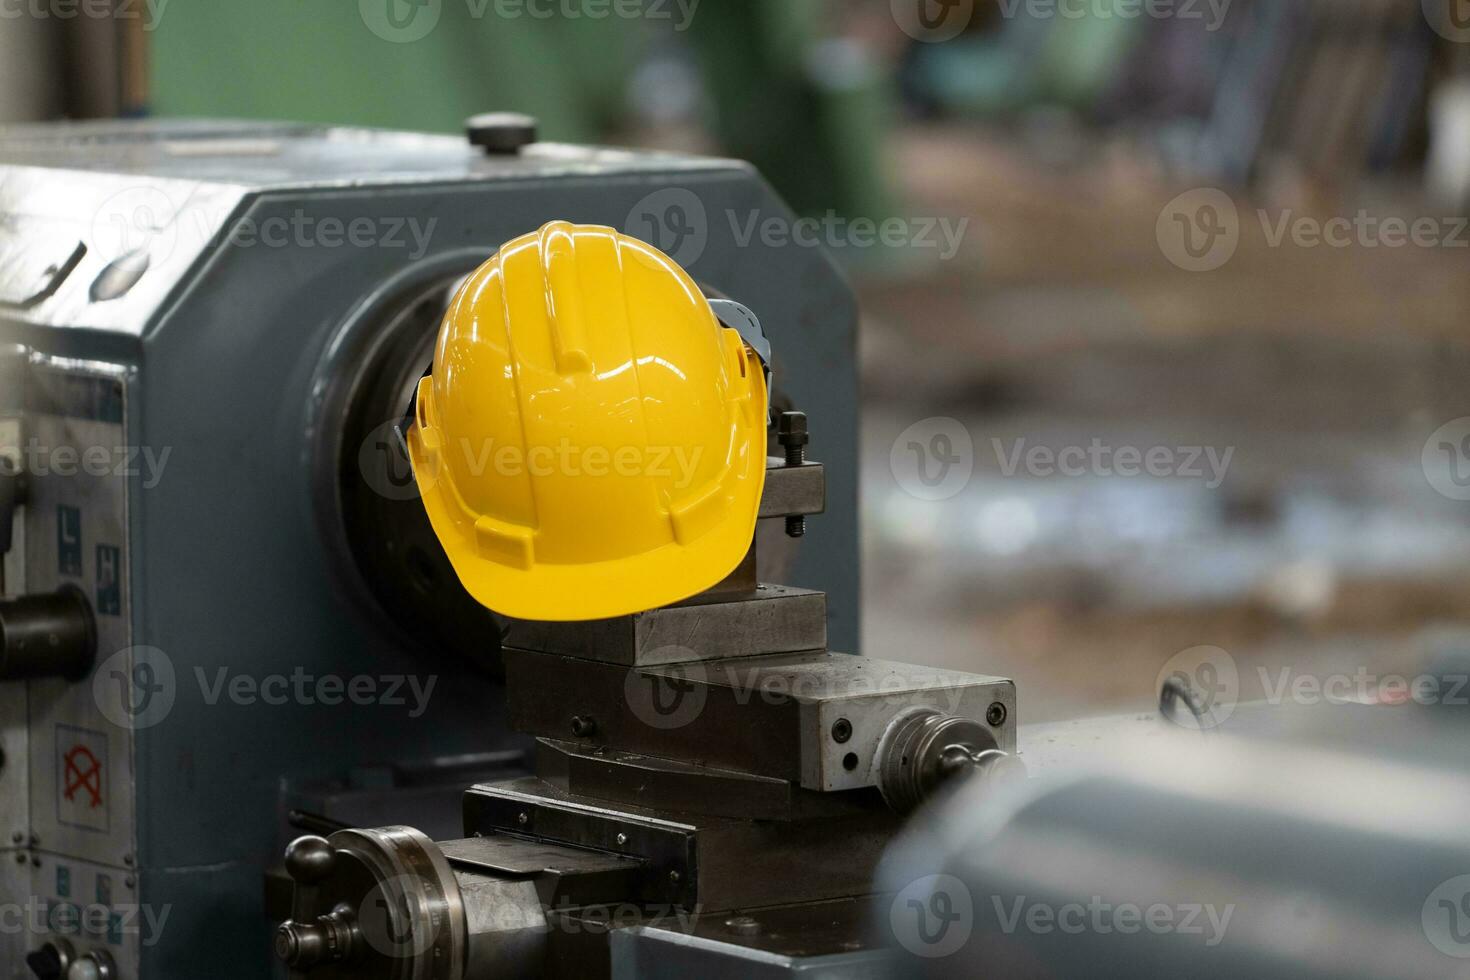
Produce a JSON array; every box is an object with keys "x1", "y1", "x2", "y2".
[{"x1": 0, "y1": 120, "x2": 859, "y2": 978}]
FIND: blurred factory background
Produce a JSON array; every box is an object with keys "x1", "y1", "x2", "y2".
[{"x1": 6, "y1": 0, "x2": 1470, "y2": 724}]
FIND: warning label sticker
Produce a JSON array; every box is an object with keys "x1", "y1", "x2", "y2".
[{"x1": 56, "y1": 724, "x2": 108, "y2": 832}]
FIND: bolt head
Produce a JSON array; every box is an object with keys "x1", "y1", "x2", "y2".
[
  {"x1": 776, "y1": 411, "x2": 809, "y2": 444},
  {"x1": 465, "y1": 113, "x2": 538, "y2": 154},
  {"x1": 986, "y1": 702, "x2": 1008, "y2": 727}
]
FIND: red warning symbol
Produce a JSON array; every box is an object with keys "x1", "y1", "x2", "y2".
[{"x1": 62, "y1": 745, "x2": 103, "y2": 809}]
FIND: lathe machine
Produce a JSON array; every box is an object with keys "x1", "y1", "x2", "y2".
[{"x1": 0, "y1": 118, "x2": 1018, "y2": 978}]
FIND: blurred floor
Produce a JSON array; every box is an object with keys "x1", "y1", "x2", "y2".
[{"x1": 857, "y1": 123, "x2": 1470, "y2": 723}]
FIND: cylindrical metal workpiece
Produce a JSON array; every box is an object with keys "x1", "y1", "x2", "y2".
[{"x1": 0, "y1": 585, "x2": 97, "y2": 682}]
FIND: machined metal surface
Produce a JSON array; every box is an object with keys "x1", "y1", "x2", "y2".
[
  {"x1": 464, "y1": 779, "x2": 899, "y2": 914},
  {"x1": 756, "y1": 460, "x2": 825, "y2": 520},
  {"x1": 501, "y1": 586, "x2": 827, "y2": 667},
  {"x1": 611, "y1": 898, "x2": 894, "y2": 980},
  {"x1": 534, "y1": 739, "x2": 879, "y2": 822},
  {"x1": 504, "y1": 649, "x2": 1016, "y2": 792}
]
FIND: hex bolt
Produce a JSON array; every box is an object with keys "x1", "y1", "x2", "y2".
[
  {"x1": 668, "y1": 870, "x2": 681, "y2": 885},
  {"x1": 570, "y1": 715, "x2": 597, "y2": 738},
  {"x1": 777, "y1": 412, "x2": 809, "y2": 538},
  {"x1": 615, "y1": 833, "x2": 628, "y2": 847},
  {"x1": 517, "y1": 812, "x2": 529, "y2": 826},
  {"x1": 986, "y1": 702, "x2": 1008, "y2": 727},
  {"x1": 831, "y1": 718, "x2": 853, "y2": 744}
]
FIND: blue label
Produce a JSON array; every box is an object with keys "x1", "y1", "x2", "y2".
[
  {"x1": 57, "y1": 505, "x2": 82, "y2": 576},
  {"x1": 96, "y1": 545, "x2": 121, "y2": 616}
]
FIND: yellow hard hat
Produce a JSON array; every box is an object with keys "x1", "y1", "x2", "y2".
[{"x1": 406, "y1": 221, "x2": 768, "y2": 622}]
